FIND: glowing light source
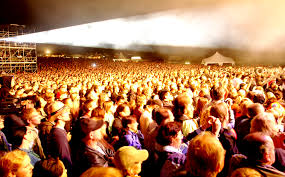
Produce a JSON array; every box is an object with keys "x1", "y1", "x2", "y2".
[{"x1": 45, "y1": 49, "x2": 51, "y2": 54}]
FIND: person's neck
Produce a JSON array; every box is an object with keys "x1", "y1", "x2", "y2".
[
  {"x1": 86, "y1": 139, "x2": 98, "y2": 149},
  {"x1": 55, "y1": 120, "x2": 65, "y2": 129},
  {"x1": 28, "y1": 124, "x2": 36, "y2": 129}
]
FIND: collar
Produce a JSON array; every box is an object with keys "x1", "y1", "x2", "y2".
[{"x1": 163, "y1": 145, "x2": 181, "y2": 153}]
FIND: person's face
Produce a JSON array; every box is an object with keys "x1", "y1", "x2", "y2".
[
  {"x1": 29, "y1": 111, "x2": 42, "y2": 126},
  {"x1": 128, "y1": 121, "x2": 138, "y2": 132},
  {"x1": 173, "y1": 131, "x2": 183, "y2": 148},
  {"x1": 59, "y1": 110, "x2": 71, "y2": 122},
  {"x1": 265, "y1": 136, "x2": 276, "y2": 165},
  {"x1": 120, "y1": 107, "x2": 130, "y2": 117},
  {"x1": 165, "y1": 110, "x2": 175, "y2": 123},
  {"x1": 13, "y1": 156, "x2": 33, "y2": 177},
  {"x1": 92, "y1": 128, "x2": 103, "y2": 140}
]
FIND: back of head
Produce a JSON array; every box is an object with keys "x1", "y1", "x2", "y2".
[
  {"x1": 250, "y1": 112, "x2": 278, "y2": 137},
  {"x1": 174, "y1": 93, "x2": 192, "y2": 120},
  {"x1": 10, "y1": 126, "x2": 27, "y2": 148},
  {"x1": 186, "y1": 131, "x2": 225, "y2": 177},
  {"x1": 156, "y1": 121, "x2": 181, "y2": 146},
  {"x1": 80, "y1": 167, "x2": 122, "y2": 177},
  {"x1": 210, "y1": 102, "x2": 229, "y2": 127},
  {"x1": 230, "y1": 167, "x2": 262, "y2": 177},
  {"x1": 210, "y1": 85, "x2": 225, "y2": 101},
  {"x1": 246, "y1": 103, "x2": 265, "y2": 118},
  {"x1": 0, "y1": 150, "x2": 29, "y2": 177},
  {"x1": 33, "y1": 158, "x2": 65, "y2": 177},
  {"x1": 241, "y1": 132, "x2": 274, "y2": 164},
  {"x1": 253, "y1": 94, "x2": 265, "y2": 104},
  {"x1": 152, "y1": 108, "x2": 173, "y2": 125}
]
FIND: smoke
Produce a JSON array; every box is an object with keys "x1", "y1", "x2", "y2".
[{"x1": 3, "y1": 0, "x2": 285, "y2": 64}]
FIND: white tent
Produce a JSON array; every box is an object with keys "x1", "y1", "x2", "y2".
[{"x1": 201, "y1": 52, "x2": 235, "y2": 66}]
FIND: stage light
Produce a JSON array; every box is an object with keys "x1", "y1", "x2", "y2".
[
  {"x1": 91, "y1": 63, "x2": 97, "y2": 67},
  {"x1": 45, "y1": 49, "x2": 51, "y2": 54},
  {"x1": 2, "y1": 9, "x2": 229, "y2": 50}
]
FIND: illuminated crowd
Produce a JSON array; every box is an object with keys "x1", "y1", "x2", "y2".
[{"x1": 0, "y1": 58, "x2": 285, "y2": 177}]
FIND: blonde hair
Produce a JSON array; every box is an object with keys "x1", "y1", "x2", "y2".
[
  {"x1": 0, "y1": 150, "x2": 30, "y2": 177},
  {"x1": 230, "y1": 168, "x2": 262, "y2": 177},
  {"x1": 186, "y1": 132, "x2": 225, "y2": 177},
  {"x1": 250, "y1": 112, "x2": 279, "y2": 137},
  {"x1": 80, "y1": 167, "x2": 123, "y2": 177}
]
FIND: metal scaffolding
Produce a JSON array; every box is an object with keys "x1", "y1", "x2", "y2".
[{"x1": 0, "y1": 24, "x2": 37, "y2": 73}]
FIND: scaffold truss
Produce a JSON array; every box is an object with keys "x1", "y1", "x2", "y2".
[{"x1": 0, "y1": 24, "x2": 37, "y2": 73}]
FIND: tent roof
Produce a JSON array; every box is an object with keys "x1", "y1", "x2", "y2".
[{"x1": 202, "y1": 52, "x2": 235, "y2": 64}]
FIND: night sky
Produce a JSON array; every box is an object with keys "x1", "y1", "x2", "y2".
[{"x1": 1, "y1": 0, "x2": 285, "y2": 65}]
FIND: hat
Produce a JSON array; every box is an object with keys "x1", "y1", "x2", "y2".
[
  {"x1": 47, "y1": 101, "x2": 66, "y2": 116},
  {"x1": 79, "y1": 118, "x2": 104, "y2": 137},
  {"x1": 114, "y1": 146, "x2": 149, "y2": 170}
]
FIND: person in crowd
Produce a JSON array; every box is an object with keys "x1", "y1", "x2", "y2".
[
  {"x1": 21, "y1": 108, "x2": 45, "y2": 159},
  {"x1": 235, "y1": 103, "x2": 265, "y2": 149},
  {"x1": 0, "y1": 150, "x2": 33, "y2": 177},
  {"x1": 0, "y1": 115, "x2": 11, "y2": 154},
  {"x1": 139, "y1": 99, "x2": 162, "y2": 138},
  {"x1": 73, "y1": 118, "x2": 115, "y2": 176},
  {"x1": 230, "y1": 167, "x2": 262, "y2": 177},
  {"x1": 238, "y1": 132, "x2": 285, "y2": 176},
  {"x1": 181, "y1": 132, "x2": 226, "y2": 177},
  {"x1": 154, "y1": 122, "x2": 185, "y2": 177},
  {"x1": 158, "y1": 90, "x2": 174, "y2": 109},
  {"x1": 112, "y1": 104, "x2": 131, "y2": 144},
  {"x1": 114, "y1": 146, "x2": 148, "y2": 177},
  {"x1": 46, "y1": 101, "x2": 72, "y2": 176},
  {"x1": 173, "y1": 93, "x2": 198, "y2": 137},
  {"x1": 118, "y1": 115, "x2": 144, "y2": 150},
  {"x1": 103, "y1": 100, "x2": 115, "y2": 135},
  {"x1": 144, "y1": 107, "x2": 175, "y2": 152},
  {"x1": 2, "y1": 114, "x2": 26, "y2": 146},
  {"x1": 33, "y1": 157, "x2": 67, "y2": 177},
  {"x1": 80, "y1": 167, "x2": 123, "y2": 177},
  {"x1": 10, "y1": 126, "x2": 41, "y2": 166}
]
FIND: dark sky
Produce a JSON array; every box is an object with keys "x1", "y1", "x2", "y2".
[
  {"x1": 1, "y1": 0, "x2": 285, "y2": 65},
  {"x1": 1, "y1": 0, "x2": 205, "y2": 31}
]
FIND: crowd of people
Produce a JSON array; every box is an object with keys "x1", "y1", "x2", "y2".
[{"x1": 0, "y1": 58, "x2": 285, "y2": 177}]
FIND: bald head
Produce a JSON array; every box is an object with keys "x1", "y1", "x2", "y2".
[{"x1": 242, "y1": 132, "x2": 275, "y2": 165}]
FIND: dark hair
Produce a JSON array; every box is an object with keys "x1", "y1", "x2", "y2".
[
  {"x1": 91, "y1": 107, "x2": 105, "y2": 118},
  {"x1": 33, "y1": 158, "x2": 64, "y2": 177},
  {"x1": 152, "y1": 108, "x2": 172, "y2": 125},
  {"x1": 156, "y1": 122, "x2": 181, "y2": 146},
  {"x1": 253, "y1": 94, "x2": 265, "y2": 104},
  {"x1": 159, "y1": 90, "x2": 170, "y2": 100},
  {"x1": 10, "y1": 126, "x2": 27, "y2": 148},
  {"x1": 114, "y1": 104, "x2": 130, "y2": 118},
  {"x1": 247, "y1": 103, "x2": 264, "y2": 118},
  {"x1": 173, "y1": 94, "x2": 192, "y2": 120},
  {"x1": 122, "y1": 115, "x2": 137, "y2": 129},
  {"x1": 209, "y1": 102, "x2": 228, "y2": 122},
  {"x1": 210, "y1": 85, "x2": 225, "y2": 101}
]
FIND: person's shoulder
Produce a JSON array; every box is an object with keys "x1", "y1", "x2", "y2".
[{"x1": 167, "y1": 151, "x2": 186, "y2": 165}]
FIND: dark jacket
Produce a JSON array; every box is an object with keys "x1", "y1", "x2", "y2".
[
  {"x1": 74, "y1": 142, "x2": 114, "y2": 176},
  {"x1": 47, "y1": 127, "x2": 72, "y2": 175}
]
